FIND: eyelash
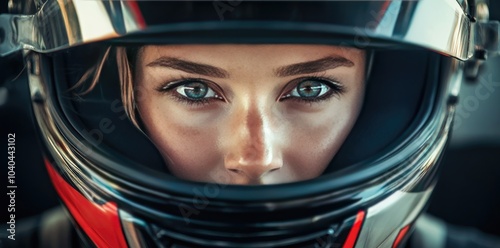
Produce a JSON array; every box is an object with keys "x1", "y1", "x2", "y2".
[
  {"x1": 279, "y1": 76, "x2": 345, "y2": 104},
  {"x1": 156, "y1": 77, "x2": 220, "y2": 106},
  {"x1": 156, "y1": 76, "x2": 345, "y2": 106}
]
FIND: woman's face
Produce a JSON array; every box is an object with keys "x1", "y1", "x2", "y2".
[{"x1": 135, "y1": 45, "x2": 366, "y2": 185}]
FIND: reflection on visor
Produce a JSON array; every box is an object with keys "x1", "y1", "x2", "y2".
[{"x1": 0, "y1": 1, "x2": 473, "y2": 59}]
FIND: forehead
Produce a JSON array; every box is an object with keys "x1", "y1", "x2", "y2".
[{"x1": 138, "y1": 44, "x2": 365, "y2": 64}]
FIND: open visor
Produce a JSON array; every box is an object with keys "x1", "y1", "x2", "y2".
[{"x1": 42, "y1": 39, "x2": 443, "y2": 185}]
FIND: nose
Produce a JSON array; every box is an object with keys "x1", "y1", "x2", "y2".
[{"x1": 224, "y1": 103, "x2": 283, "y2": 184}]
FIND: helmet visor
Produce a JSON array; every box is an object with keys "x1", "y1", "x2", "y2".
[{"x1": 1, "y1": 1, "x2": 471, "y2": 59}]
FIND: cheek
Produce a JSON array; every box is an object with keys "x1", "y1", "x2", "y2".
[
  {"x1": 137, "y1": 97, "x2": 222, "y2": 181},
  {"x1": 282, "y1": 92, "x2": 364, "y2": 178}
]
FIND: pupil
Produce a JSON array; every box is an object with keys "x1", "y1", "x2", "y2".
[
  {"x1": 298, "y1": 81, "x2": 322, "y2": 97},
  {"x1": 184, "y1": 82, "x2": 207, "y2": 99}
]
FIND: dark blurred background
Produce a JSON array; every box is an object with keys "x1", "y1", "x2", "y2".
[{"x1": 1, "y1": 0, "x2": 499, "y2": 239}]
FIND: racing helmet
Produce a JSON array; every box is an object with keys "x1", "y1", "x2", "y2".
[{"x1": 1, "y1": 0, "x2": 499, "y2": 247}]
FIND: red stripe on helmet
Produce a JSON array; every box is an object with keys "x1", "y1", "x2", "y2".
[
  {"x1": 392, "y1": 224, "x2": 411, "y2": 248},
  {"x1": 126, "y1": 1, "x2": 146, "y2": 29},
  {"x1": 45, "y1": 159, "x2": 128, "y2": 248},
  {"x1": 342, "y1": 210, "x2": 366, "y2": 248}
]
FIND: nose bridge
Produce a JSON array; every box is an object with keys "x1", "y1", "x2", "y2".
[
  {"x1": 242, "y1": 103, "x2": 271, "y2": 164},
  {"x1": 225, "y1": 98, "x2": 282, "y2": 180}
]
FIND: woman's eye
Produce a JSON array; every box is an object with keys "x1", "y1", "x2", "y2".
[
  {"x1": 280, "y1": 77, "x2": 344, "y2": 103},
  {"x1": 158, "y1": 79, "x2": 224, "y2": 106},
  {"x1": 175, "y1": 81, "x2": 218, "y2": 100},
  {"x1": 285, "y1": 79, "x2": 332, "y2": 100}
]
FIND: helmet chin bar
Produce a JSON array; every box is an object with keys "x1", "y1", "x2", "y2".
[
  {"x1": 118, "y1": 209, "x2": 368, "y2": 248},
  {"x1": 118, "y1": 189, "x2": 431, "y2": 248},
  {"x1": 45, "y1": 152, "x2": 433, "y2": 248}
]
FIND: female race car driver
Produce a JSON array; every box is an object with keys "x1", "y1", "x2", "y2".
[{"x1": 1, "y1": 1, "x2": 499, "y2": 247}]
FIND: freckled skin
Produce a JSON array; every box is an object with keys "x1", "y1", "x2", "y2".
[{"x1": 135, "y1": 45, "x2": 366, "y2": 185}]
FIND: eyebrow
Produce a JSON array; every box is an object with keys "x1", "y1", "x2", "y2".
[
  {"x1": 147, "y1": 57, "x2": 230, "y2": 78},
  {"x1": 274, "y1": 56, "x2": 354, "y2": 77},
  {"x1": 146, "y1": 55, "x2": 354, "y2": 78}
]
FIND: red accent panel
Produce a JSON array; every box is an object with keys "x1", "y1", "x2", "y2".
[
  {"x1": 126, "y1": 1, "x2": 146, "y2": 28},
  {"x1": 45, "y1": 160, "x2": 128, "y2": 248},
  {"x1": 392, "y1": 224, "x2": 411, "y2": 248},
  {"x1": 343, "y1": 210, "x2": 366, "y2": 248}
]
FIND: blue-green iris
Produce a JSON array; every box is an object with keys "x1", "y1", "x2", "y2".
[
  {"x1": 297, "y1": 80, "x2": 323, "y2": 98},
  {"x1": 183, "y1": 82, "x2": 208, "y2": 99}
]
